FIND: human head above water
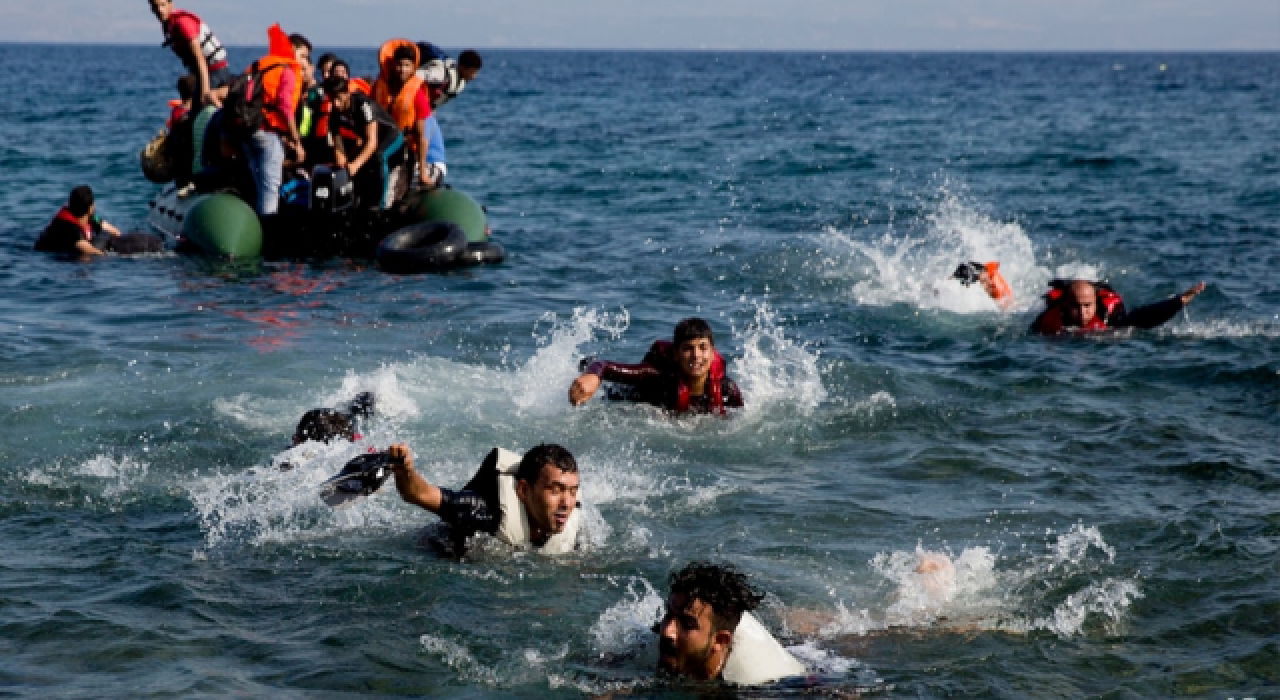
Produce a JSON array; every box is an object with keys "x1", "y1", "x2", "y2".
[
  {"x1": 673, "y1": 317, "x2": 717, "y2": 383},
  {"x1": 658, "y1": 562, "x2": 765, "y2": 680},
  {"x1": 1063, "y1": 280, "x2": 1098, "y2": 327},
  {"x1": 68, "y1": 185, "x2": 94, "y2": 218},
  {"x1": 293, "y1": 408, "x2": 354, "y2": 445},
  {"x1": 514, "y1": 444, "x2": 579, "y2": 537}
]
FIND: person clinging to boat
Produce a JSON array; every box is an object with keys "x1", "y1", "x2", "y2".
[{"x1": 569, "y1": 318, "x2": 745, "y2": 415}]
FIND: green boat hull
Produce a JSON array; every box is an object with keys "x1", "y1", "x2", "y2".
[{"x1": 406, "y1": 189, "x2": 488, "y2": 243}]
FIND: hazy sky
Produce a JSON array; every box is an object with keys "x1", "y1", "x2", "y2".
[{"x1": 1, "y1": 0, "x2": 1276, "y2": 49}]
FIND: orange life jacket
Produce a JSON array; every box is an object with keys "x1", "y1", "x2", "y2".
[
  {"x1": 372, "y1": 39, "x2": 428, "y2": 140},
  {"x1": 350, "y1": 77, "x2": 372, "y2": 96},
  {"x1": 984, "y1": 262, "x2": 1014, "y2": 307},
  {"x1": 1036, "y1": 281, "x2": 1124, "y2": 334},
  {"x1": 255, "y1": 25, "x2": 302, "y2": 134}
]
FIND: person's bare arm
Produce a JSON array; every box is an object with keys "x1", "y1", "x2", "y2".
[
  {"x1": 99, "y1": 219, "x2": 121, "y2": 237},
  {"x1": 387, "y1": 443, "x2": 443, "y2": 512},
  {"x1": 349, "y1": 120, "x2": 378, "y2": 175},
  {"x1": 1180, "y1": 282, "x2": 1206, "y2": 305},
  {"x1": 569, "y1": 360, "x2": 662, "y2": 405},
  {"x1": 189, "y1": 38, "x2": 219, "y2": 107},
  {"x1": 74, "y1": 240, "x2": 103, "y2": 257},
  {"x1": 415, "y1": 120, "x2": 431, "y2": 185}
]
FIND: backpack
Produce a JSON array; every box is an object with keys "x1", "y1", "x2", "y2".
[
  {"x1": 222, "y1": 60, "x2": 285, "y2": 137},
  {"x1": 416, "y1": 41, "x2": 450, "y2": 65}
]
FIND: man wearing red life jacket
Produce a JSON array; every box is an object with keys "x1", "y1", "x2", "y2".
[
  {"x1": 1030, "y1": 279, "x2": 1206, "y2": 335},
  {"x1": 34, "y1": 185, "x2": 121, "y2": 257},
  {"x1": 148, "y1": 0, "x2": 231, "y2": 107},
  {"x1": 568, "y1": 318, "x2": 745, "y2": 415}
]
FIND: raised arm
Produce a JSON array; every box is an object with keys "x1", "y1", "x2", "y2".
[
  {"x1": 387, "y1": 443, "x2": 442, "y2": 512},
  {"x1": 1114, "y1": 282, "x2": 1206, "y2": 330},
  {"x1": 568, "y1": 360, "x2": 662, "y2": 406}
]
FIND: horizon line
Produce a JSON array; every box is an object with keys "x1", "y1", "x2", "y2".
[{"x1": 1, "y1": 42, "x2": 1277, "y2": 53}]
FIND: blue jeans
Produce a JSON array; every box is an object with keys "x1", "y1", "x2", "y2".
[{"x1": 243, "y1": 130, "x2": 285, "y2": 216}]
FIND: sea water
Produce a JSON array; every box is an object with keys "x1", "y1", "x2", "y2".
[{"x1": 0, "y1": 47, "x2": 1277, "y2": 697}]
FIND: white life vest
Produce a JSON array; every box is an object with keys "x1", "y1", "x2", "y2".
[
  {"x1": 489, "y1": 448, "x2": 581, "y2": 554},
  {"x1": 720, "y1": 612, "x2": 807, "y2": 686},
  {"x1": 416, "y1": 58, "x2": 466, "y2": 108},
  {"x1": 167, "y1": 10, "x2": 228, "y2": 72}
]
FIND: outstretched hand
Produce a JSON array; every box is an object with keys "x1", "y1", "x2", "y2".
[
  {"x1": 568, "y1": 373, "x2": 601, "y2": 406},
  {"x1": 387, "y1": 443, "x2": 414, "y2": 473},
  {"x1": 1180, "y1": 282, "x2": 1207, "y2": 306}
]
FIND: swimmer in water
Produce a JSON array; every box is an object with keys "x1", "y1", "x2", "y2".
[
  {"x1": 387, "y1": 443, "x2": 584, "y2": 553},
  {"x1": 568, "y1": 318, "x2": 744, "y2": 415},
  {"x1": 656, "y1": 562, "x2": 807, "y2": 686},
  {"x1": 952, "y1": 261, "x2": 1015, "y2": 310},
  {"x1": 277, "y1": 392, "x2": 376, "y2": 471},
  {"x1": 1030, "y1": 279, "x2": 1206, "y2": 335}
]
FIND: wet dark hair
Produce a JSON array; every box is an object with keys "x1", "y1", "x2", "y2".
[
  {"x1": 952, "y1": 261, "x2": 984, "y2": 287},
  {"x1": 68, "y1": 185, "x2": 94, "y2": 217},
  {"x1": 393, "y1": 45, "x2": 417, "y2": 65},
  {"x1": 316, "y1": 52, "x2": 338, "y2": 74},
  {"x1": 293, "y1": 409, "x2": 354, "y2": 444},
  {"x1": 458, "y1": 50, "x2": 483, "y2": 70},
  {"x1": 673, "y1": 318, "x2": 714, "y2": 348},
  {"x1": 323, "y1": 75, "x2": 349, "y2": 97},
  {"x1": 668, "y1": 562, "x2": 764, "y2": 632},
  {"x1": 176, "y1": 74, "x2": 197, "y2": 101},
  {"x1": 515, "y1": 444, "x2": 577, "y2": 485},
  {"x1": 289, "y1": 33, "x2": 312, "y2": 52}
]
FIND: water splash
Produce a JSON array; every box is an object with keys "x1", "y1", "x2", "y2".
[
  {"x1": 824, "y1": 185, "x2": 1051, "y2": 313},
  {"x1": 730, "y1": 301, "x2": 826, "y2": 416},
  {"x1": 1165, "y1": 318, "x2": 1280, "y2": 339},
  {"x1": 588, "y1": 577, "x2": 663, "y2": 657},
  {"x1": 512, "y1": 308, "x2": 630, "y2": 413}
]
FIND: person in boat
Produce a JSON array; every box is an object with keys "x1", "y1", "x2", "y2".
[
  {"x1": 148, "y1": 0, "x2": 231, "y2": 107},
  {"x1": 953, "y1": 261, "x2": 1014, "y2": 310},
  {"x1": 237, "y1": 25, "x2": 308, "y2": 217},
  {"x1": 386, "y1": 443, "x2": 584, "y2": 554},
  {"x1": 34, "y1": 186, "x2": 121, "y2": 257},
  {"x1": 167, "y1": 75, "x2": 198, "y2": 131},
  {"x1": 323, "y1": 75, "x2": 407, "y2": 211},
  {"x1": 1030, "y1": 279, "x2": 1207, "y2": 335},
  {"x1": 568, "y1": 318, "x2": 745, "y2": 415},
  {"x1": 657, "y1": 562, "x2": 807, "y2": 686},
  {"x1": 372, "y1": 41, "x2": 437, "y2": 189},
  {"x1": 316, "y1": 53, "x2": 338, "y2": 82},
  {"x1": 415, "y1": 43, "x2": 483, "y2": 110}
]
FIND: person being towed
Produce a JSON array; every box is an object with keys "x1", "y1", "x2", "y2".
[
  {"x1": 568, "y1": 317, "x2": 744, "y2": 415},
  {"x1": 386, "y1": 443, "x2": 584, "y2": 554}
]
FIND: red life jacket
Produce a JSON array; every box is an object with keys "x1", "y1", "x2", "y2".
[
  {"x1": 649, "y1": 341, "x2": 727, "y2": 415},
  {"x1": 54, "y1": 207, "x2": 92, "y2": 240},
  {"x1": 164, "y1": 10, "x2": 228, "y2": 73},
  {"x1": 1036, "y1": 281, "x2": 1124, "y2": 333}
]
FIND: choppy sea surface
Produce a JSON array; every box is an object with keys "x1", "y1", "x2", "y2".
[{"x1": 1, "y1": 46, "x2": 1278, "y2": 698}]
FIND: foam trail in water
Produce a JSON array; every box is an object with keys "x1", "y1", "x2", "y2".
[
  {"x1": 730, "y1": 301, "x2": 827, "y2": 417},
  {"x1": 824, "y1": 185, "x2": 1052, "y2": 313}
]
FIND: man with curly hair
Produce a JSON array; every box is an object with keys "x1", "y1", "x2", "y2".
[{"x1": 656, "y1": 562, "x2": 807, "y2": 685}]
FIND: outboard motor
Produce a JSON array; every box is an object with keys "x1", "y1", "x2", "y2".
[{"x1": 311, "y1": 165, "x2": 355, "y2": 215}]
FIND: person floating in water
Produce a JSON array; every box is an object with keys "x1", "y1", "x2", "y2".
[
  {"x1": 34, "y1": 185, "x2": 122, "y2": 257},
  {"x1": 292, "y1": 392, "x2": 377, "y2": 446},
  {"x1": 1030, "y1": 279, "x2": 1206, "y2": 335},
  {"x1": 386, "y1": 443, "x2": 584, "y2": 554},
  {"x1": 568, "y1": 318, "x2": 744, "y2": 415},
  {"x1": 952, "y1": 261, "x2": 1014, "y2": 310},
  {"x1": 656, "y1": 562, "x2": 807, "y2": 686}
]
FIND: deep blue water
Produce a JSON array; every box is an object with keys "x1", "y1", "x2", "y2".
[{"x1": 1, "y1": 46, "x2": 1278, "y2": 698}]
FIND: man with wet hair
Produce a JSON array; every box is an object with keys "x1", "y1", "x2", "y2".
[
  {"x1": 387, "y1": 443, "x2": 583, "y2": 553},
  {"x1": 1030, "y1": 279, "x2": 1206, "y2": 335},
  {"x1": 657, "y1": 562, "x2": 806, "y2": 685},
  {"x1": 569, "y1": 317, "x2": 744, "y2": 414},
  {"x1": 34, "y1": 185, "x2": 121, "y2": 256}
]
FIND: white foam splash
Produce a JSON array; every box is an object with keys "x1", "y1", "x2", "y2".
[
  {"x1": 823, "y1": 186, "x2": 1051, "y2": 313},
  {"x1": 589, "y1": 577, "x2": 663, "y2": 657},
  {"x1": 1165, "y1": 319, "x2": 1280, "y2": 339},
  {"x1": 730, "y1": 301, "x2": 827, "y2": 416},
  {"x1": 512, "y1": 308, "x2": 630, "y2": 413},
  {"x1": 1029, "y1": 578, "x2": 1144, "y2": 638},
  {"x1": 74, "y1": 454, "x2": 148, "y2": 498}
]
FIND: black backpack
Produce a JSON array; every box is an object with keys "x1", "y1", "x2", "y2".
[{"x1": 223, "y1": 60, "x2": 285, "y2": 138}]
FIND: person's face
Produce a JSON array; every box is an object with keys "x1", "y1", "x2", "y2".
[
  {"x1": 656, "y1": 593, "x2": 729, "y2": 680},
  {"x1": 319, "y1": 60, "x2": 334, "y2": 81},
  {"x1": 394, "y1": 58, "x2": 416, "y2": 85},
  {"x1": 333, "y1": 64, "x2": 350, "y2": 82},
  {"x1": 332, "y1": 92, "x2": 351, "y2": 112},
  {"x1": 294, "y1": 46, "x2": 313, "y2": 85},
  {"x1": 458, "y1": 66, "x2": 479, "y2": 82},
  {"x1": 149, "y1": 0, "x2": 172, "y2": 22},
  {"x1": 1064, "y1": 284, "x2": 1097, "y2": 326},
  {"x1": 515, "y1": 465, "x2": 579, "y2": 535},
  {"x1": 676, "y1": 338, "x2": 714, "y2": 382}
]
